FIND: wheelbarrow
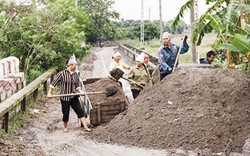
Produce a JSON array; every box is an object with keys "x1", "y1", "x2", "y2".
[
  {"x1": 49, "y1": 85, "x2": 118, "y2": 98},
  {"x1": 110, "y1": 68, "x2": 144, "y2": 89}
]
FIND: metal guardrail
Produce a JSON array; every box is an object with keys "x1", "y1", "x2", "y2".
[
  {"x1": 122, "y1": 44, "x2": 158, "y2": 65},
  {"x1": 0, "y1": 69, "x2": 56, "y2": 132},
  {"x1": 118, "y1": 44, "x2": 137, "y2": 61},
  {"x1": 118, "y1": 44, "x2": 157, "y2": 69}
]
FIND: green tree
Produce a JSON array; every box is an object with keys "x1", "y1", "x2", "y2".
[
  {"x1": 78, "y1": 0, "x2": 119, "y2": 42},
  {"x1": 115, "y1": 20, "x2": 160, "y2": 41},
  {"x1": 173, "y1": 0, "x2": 250, "y2": 74},
  {"x1": 144, "y1": 22, "x2": 160, "y2": 41},
  {"x1": 164, "y1": 20, "x2": 188, "y2": 34},
  {"x1": 0, "y1": 0, "x2": 90, "y2": 81},
  {"x1": 127, "y1": 21, "x2": 160, "y2": 41}
]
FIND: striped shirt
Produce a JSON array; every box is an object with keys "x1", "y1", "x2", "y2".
[{"x1": 50, "y1": 69, "x2": 80, "y2": 101}]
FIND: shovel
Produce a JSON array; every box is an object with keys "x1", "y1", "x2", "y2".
[
  {"x1": 49, "y1": 85, "x2": 118, "y2": 98},
  {"x1": 172, "y1": 35, "x2": 188, "y2": 72},
  {"x1": 110, "y1": 68, "x2": 144, "y2": 88}
]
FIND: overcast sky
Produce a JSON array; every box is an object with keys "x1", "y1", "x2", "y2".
[{"x1": 113, "y1": 0, "x2": 210, "y2": 24}]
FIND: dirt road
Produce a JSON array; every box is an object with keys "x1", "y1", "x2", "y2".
[
  {"x1": 6, "y1": 47, "x2": 170, "y2": 156},
  {"x1": 90, "y1": 47, "x2": 134, "y2": 101},
  {"x1": 3, "y1": 47, "x2": 248, "y2": 155}
]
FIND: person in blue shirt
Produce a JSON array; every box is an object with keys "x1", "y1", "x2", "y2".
[
  {"x1": 200, "y1": 50, "x2": 216, "y2": 64},
  {"x1": 158, "y1": 32, "x2": 189, "y2": 81}
]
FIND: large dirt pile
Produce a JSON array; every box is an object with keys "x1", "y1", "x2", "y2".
[
  {"x1": 84, "y1": 78, "x2": 126, "y2": 106},
  {"x1": 90, "y1": 68, "x2": 250, "y2": 153}
]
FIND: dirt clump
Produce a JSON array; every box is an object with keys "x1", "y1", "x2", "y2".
[
  {"x1": 84, "y1": 78, "x2": 126, "y2": 107},
  {"x1": 90, "y1": 68, "x2": 250, "y2": 153},
  {"x1": 0, "y1": 140, "x2": 26, "y2": 156}
]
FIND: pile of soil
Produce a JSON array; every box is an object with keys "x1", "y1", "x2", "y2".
[
  {"x1": 90, "y1": 68, "x2": 250, "y2": 153},
  {"x1": 84, "y1": 78, "x2": 126, "y2": 107}
]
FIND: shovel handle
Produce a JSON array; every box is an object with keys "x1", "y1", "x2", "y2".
[
  {"x1": 173, "y1": 35, "x2": 188, "y2": 72},
  {"x1": 172, "y1": 45, "x2": 182, "y2": 72},
  {"x1": 49, "y1": 91, "x2": 105, "y2": 98},
  {"x1": 121, "y1": 77, "x2": 144, "y2": 88}
]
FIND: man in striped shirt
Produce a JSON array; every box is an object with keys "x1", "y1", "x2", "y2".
[{"x1": 47, "y1": 58, "x2": 91, "y2": 132}]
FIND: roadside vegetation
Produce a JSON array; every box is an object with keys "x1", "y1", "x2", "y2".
[
  {"x1": 173, "y1": 0, "x2": 250, "y2": 74},
  {"x1": 0, "y1": 0, "x2": 249, "y2": 82}
]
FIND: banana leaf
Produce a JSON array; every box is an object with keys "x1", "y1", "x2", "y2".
[
  {"x1": 230, "y1": 34, "x2": 250, "y2": 54},
  {"x1": 220, "y1": 43, "x2": 238, "y2": 51},
  {"x1": 205, "y1": 14, "x2": 222, "y2": 34},
  {"x1": 241, "y1": 24, "x2": 250, "y2": 35},
  {"x1": 221, "y1": 33, "x2": 250, "y2": 54}
]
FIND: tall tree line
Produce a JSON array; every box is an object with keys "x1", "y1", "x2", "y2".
[
  {"x1": 0, "y1": 0, "x2": 118, "y2": 81},
  {"x1": 113, "y1": 19, "x2": 188, "y2": 41},
  {"x1": 0, "y1": 0, "x2": 188, "y2": 82}
]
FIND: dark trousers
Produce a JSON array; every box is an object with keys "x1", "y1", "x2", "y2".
[
  {"x1": 131, "y1": 89, "x2": 141, "y2": 99},
  {"x1": 60, "y1": 97, "x2": 86, "y2": 122},
  {"x1": 160, "y1": 73, "x2": 170, "y2": 81}
]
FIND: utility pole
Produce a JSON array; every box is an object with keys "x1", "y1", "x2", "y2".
[
  {"x1": 159, "y1": 0, "x2": 163, "y2": 42},
  {"x1": 190, "y1": 0, "x2": 198, "y2": 63},
  {"x1": 140, "y1": 0, "x2": 145, "y2": 46},
  {"x1": 149, "y1": 7, "x2": 151, "y2": 21},
  {"x1": 75, "y1": 0, "x2": 78, "y2": 8}
]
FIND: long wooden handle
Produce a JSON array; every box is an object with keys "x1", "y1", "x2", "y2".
[
  {"x1": 173, "y1": 36, "x2": 187, "y2": 72},
  {"x1": 121, "y1": 77, "x2": 144, "y2": 88},
  {"x1": 49, "y1": 91, "x2": 105, "y2": 98},
  {"x1": 172, "y1": 45, "x2": 182, "y2": 72}
]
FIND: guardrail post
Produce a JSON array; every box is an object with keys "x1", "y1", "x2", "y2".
[
  {"x1": 43, "y1": 80, "x2": 48, "y2": 95},
  {"x1": 2, "y1": 112, "x2": 9, "y2": 132},
  {"x1": 21, "y1": 96, "x2": 27, "y2": 112},
  {"x1": 33, "y1": 88, "x2": 38, "y2": 102}
]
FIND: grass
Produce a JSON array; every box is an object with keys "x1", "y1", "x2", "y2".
[
  {"x1": 0, "y1": 112, "x2": 29, "y2": 141},
  {"x1": 0, "y1": 87, "x2": 49, "y2": 141},
  {"x1": 120, "y1": 33, "x2": 217, "y2": 64}
]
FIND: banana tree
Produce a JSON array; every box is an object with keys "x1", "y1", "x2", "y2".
[
  {"x1": 173, "y1": 0, "x2": 249, "y2": 45},
  {"x1": 172, "y1": 0, "x2": 250, "y2": 73},
  {"x1": 221, "y1": 24, "x2": 250, "y2": 76}
]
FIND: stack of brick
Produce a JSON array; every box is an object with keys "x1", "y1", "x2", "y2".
[{"x1": 0, "y1": 56, "x2": 25, "y2": 102}]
